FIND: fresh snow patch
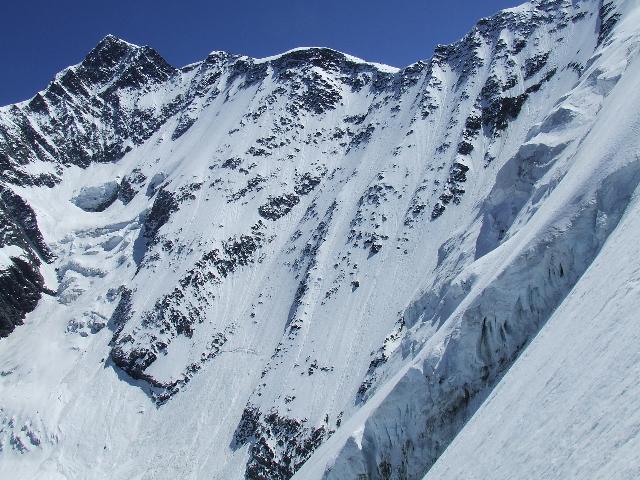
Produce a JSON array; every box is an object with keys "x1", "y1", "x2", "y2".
[{"x1": 0, "y1": 245, "x2": 26, "y2": 269}]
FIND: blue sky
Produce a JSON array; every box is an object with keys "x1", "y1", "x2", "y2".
[{"x1": 0, "y1": 0, "x2": 521, "y2": 106}]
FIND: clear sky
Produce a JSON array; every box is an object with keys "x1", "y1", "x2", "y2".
[{"x1": 0, "y1": 0, "x2": 522, "y2": 106}]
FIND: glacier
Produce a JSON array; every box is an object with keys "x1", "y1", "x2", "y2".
[{"x1": 0, "y1": 0, "x2": 639, "y2": 479}]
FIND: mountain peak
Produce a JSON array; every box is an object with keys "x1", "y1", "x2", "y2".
[
  {"x1": 72, "y1": 35, "x2": 175, "y2": 91},
  {"x1": 95, "y1": 34, "x2": 139, "y2": 52},
  {"x1": 76, "y1": 34, "x2": 140, "y2": 84},
  {"x1": 250, "y1": 46, "x2": 399, "y2": 74}
]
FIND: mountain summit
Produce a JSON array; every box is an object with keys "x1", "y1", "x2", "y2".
[{"x1": 1, "y1": 1, "x2": 639, "y2": 479}]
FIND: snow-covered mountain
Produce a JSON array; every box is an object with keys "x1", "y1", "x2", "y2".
[{"x1": 1, "y1": 0, "x2": 639, "y2": 478}]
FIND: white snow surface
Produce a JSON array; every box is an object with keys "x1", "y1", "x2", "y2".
[
  {"x1": 426, "y1": 174, "x2": 640, "y2": 480},
  {"x1": 423, "y1": 4, "x2": 640, "y2": 479},
  {"x1": 0, "y1": 245, "x2": 26, "y2": 269},
  {"x1": 0, "y1": 0, "x2": 638, "y2": 479}
]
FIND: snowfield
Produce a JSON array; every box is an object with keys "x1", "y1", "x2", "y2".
[{"x1": 0, "y1": 0, "x2": 639, "y2": 479}]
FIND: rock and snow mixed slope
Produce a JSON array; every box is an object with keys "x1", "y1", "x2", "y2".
[{"x1": 0, "y1": 0, "x2": 639, "y2": 478}]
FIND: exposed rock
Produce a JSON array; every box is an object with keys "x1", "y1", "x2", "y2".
[{"x1": 258, "y1": 194, "x2": 301, "y2": 221}]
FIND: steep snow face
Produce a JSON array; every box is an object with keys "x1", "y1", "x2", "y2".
[
  {"x1": 425, "y1": 177, "x2": 640, "y2": 479},
  {"x1": 295, "y1": 1, "x2": 640, "y2": 479},
  {"x1": 0, "y1": 0, "x2": 638, "y2": 479},
  {"x1": 424, "y1": 34, "x2": 640, "y2": 480},
  {"x1": 423, "y1": 5, "x2": 640, "y2": 479}
]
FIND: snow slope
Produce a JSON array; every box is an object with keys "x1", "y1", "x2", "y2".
[
  {"x1": 424, "y1": 4, "x2": 640, "y2": 478},
  {"x1": 0, "y1": 0, "x2": 638, "y2": 479},
  {"x1": 295, "y1": 0, "x2": 640, "y2": 478},
  {"x1": 426, "y1": 163, "x2": 640, "y2": 480}
]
